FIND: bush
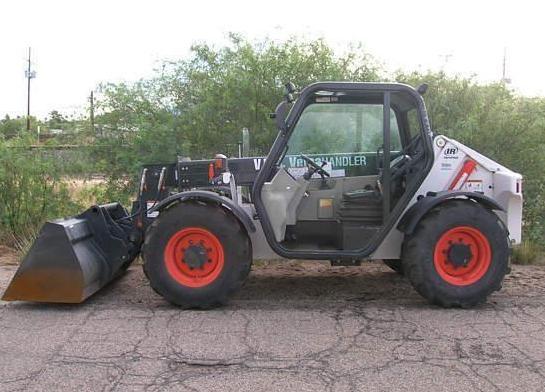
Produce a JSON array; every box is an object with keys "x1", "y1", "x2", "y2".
[{"x1": 0, "y1": 140, "x2": 82, "y2": 250}]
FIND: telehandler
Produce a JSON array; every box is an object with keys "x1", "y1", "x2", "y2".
[{"x1": 2, "y1": 82, "x2": 523, "y2": 308}]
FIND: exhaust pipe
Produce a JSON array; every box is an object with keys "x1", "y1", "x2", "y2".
[{"x1": 2, "y1": 203, "x2": 141, "y2": 303}]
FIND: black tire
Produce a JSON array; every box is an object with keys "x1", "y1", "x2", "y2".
[
  {"x1": 383, "y1": 259, "x2": 404, "y2": 275},
  {"x1": 143, "y1": 202, "x2": 252, "y2": 309},
  {"x1": 402, "y1": 200, "x2": 510, "y2": 308}
]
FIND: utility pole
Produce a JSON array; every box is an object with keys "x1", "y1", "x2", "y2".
[
  {"x1": 502, "y1": 47, "x2": 511, "y2": 84},
  {"x1": 89, "y1": 91, "x2": 95, "y2": 134},
  {"x1": 25, "y1": 47, "x2": 36, "y2": 131}
]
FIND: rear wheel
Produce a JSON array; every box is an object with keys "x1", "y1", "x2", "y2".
[
  {"x1": 402, "y1": 200, "x2": 510, "y2": 308},
  {"x1": 143, "y1": 202, "x2": 252, "y2": 308}
]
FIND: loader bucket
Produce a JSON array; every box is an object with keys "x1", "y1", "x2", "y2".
[{"x1": 2, "y1": 203, "x2": 140, "y2": 303}]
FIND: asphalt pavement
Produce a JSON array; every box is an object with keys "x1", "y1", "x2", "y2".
[{"x1": 1, "y1": 261, "x2": 545, "y2": 392}]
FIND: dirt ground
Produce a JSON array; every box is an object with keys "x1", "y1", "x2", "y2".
[
  {"x1": 1, "y1": 253, "x2": 545, "y2": 391},
  {"x1": 0, "y1": 246, "x2": 18, "y2": 265}
]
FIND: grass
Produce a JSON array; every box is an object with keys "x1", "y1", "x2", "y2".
[
  {"x1": 512, "y1": 240, "x2": 545, "y2": 265},
  {"x1": 8, "y1": 229, "x2": 39, "y2": 257}
]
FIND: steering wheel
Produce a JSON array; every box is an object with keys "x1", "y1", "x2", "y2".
[
  {"x1": 300, "y1": 154, "x2": 330, "y2": 180},
  {"x1": 376, "y1": 134, "x2": 423, "y2": 196},
  {"x1": 389, "y1": 154, "x2": 411, "y2": 180},
  {"x1": 389, "y1": 134, "x2": 423, "y2": 180}
]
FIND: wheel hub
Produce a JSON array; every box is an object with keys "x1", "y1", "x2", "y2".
[
  {"x1": 164, "y1": 227, "x2": 225, "y2": 288},
  {"x1": 433, "y1": 226, "x2": 492, "y2": 286},
  {"x1": 183, "y1": 244, "x2": 209, "y2": 269},
  {"x1": 447, "y1": 243, "x2": 473, "y2": 268}
]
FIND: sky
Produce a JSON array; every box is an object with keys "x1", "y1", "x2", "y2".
[{"x1": 1, "y1": 0, "x2": 544, "y2": 119}]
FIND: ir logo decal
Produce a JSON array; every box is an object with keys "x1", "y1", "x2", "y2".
[{"x1": 443, "y1": 146, "x2": 460, "y2": 160}]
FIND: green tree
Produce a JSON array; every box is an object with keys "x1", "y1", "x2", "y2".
[
  {"x1": 92, "y1": 35, "x2": 380, "y2": 196},
  {"x1": 46, "y1": 110, "x2": 67, "y2": 130},
  {"x1": 162, "y1": 35, "x2": 380, "y2": 155}
]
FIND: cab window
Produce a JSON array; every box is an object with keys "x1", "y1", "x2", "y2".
[{"x1": 284, "y1": 103, "x2": 401, "y2": 177}]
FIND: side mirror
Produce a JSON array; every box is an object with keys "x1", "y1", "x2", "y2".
[
  {"x1": 285, "y1": 82, "x2": 297, "y2": 102},
  {"x1": 270, "y1": 82, "x2": 296, "y2": 130},
  {"x1": 285, "y1": 82, "x2": 296, "y2": 94},
  {"x1": 417, "y1": 83, "x2": 428, "y2": 95}
]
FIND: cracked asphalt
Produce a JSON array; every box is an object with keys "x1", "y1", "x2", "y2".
[{"x1": 1, "y1": 261, "x2": 545, "y2": 391}]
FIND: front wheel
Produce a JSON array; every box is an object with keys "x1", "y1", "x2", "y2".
[
  {"x1": 143, "y1": 202, "x2": 252, "y2": 309},
  {"x1": 402, "y1": 200, "x2": 510, "y2": 308}
]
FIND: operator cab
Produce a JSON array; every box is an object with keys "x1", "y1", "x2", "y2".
[{"x1": 258, "y1": 83, "x2": 429, "y2": 254}]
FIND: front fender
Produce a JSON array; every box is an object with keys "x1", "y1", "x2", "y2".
[
  {"x1": 398, "y1": 191, "x2": 504, "y2": 235},
  {"x1": 148, "y1": 190, "x2": 256, "y2": 233}
]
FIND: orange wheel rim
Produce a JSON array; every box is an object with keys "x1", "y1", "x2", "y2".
[
  {"x1": 164, "y1": 227, "x2": 224, "y2": 288},
  {"x1": 433, "y1": 226, "x2": 491, "y2": 286}
]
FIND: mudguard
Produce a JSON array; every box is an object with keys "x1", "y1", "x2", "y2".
[
  {"x1": 397, "y1": 191, "x2": 504, "y2": 235},
  {"x1": 148, "y1": 190, "x2": 256, "y2": 233}
]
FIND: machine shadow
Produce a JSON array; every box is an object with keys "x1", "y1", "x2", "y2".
[
  {"x1": 233, "y1": 268, "x2": 418, "y2": 306},
  {"x1": 3, "y1": 263, "x2": 494, "y2": 311},
  {"x1": 95, "y1": 263, "x2": 427, "y2": 310}
]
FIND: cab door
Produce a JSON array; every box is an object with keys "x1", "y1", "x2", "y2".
[{"x1": 253, "y1": 84, "x2": 426, "y2": 259}]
